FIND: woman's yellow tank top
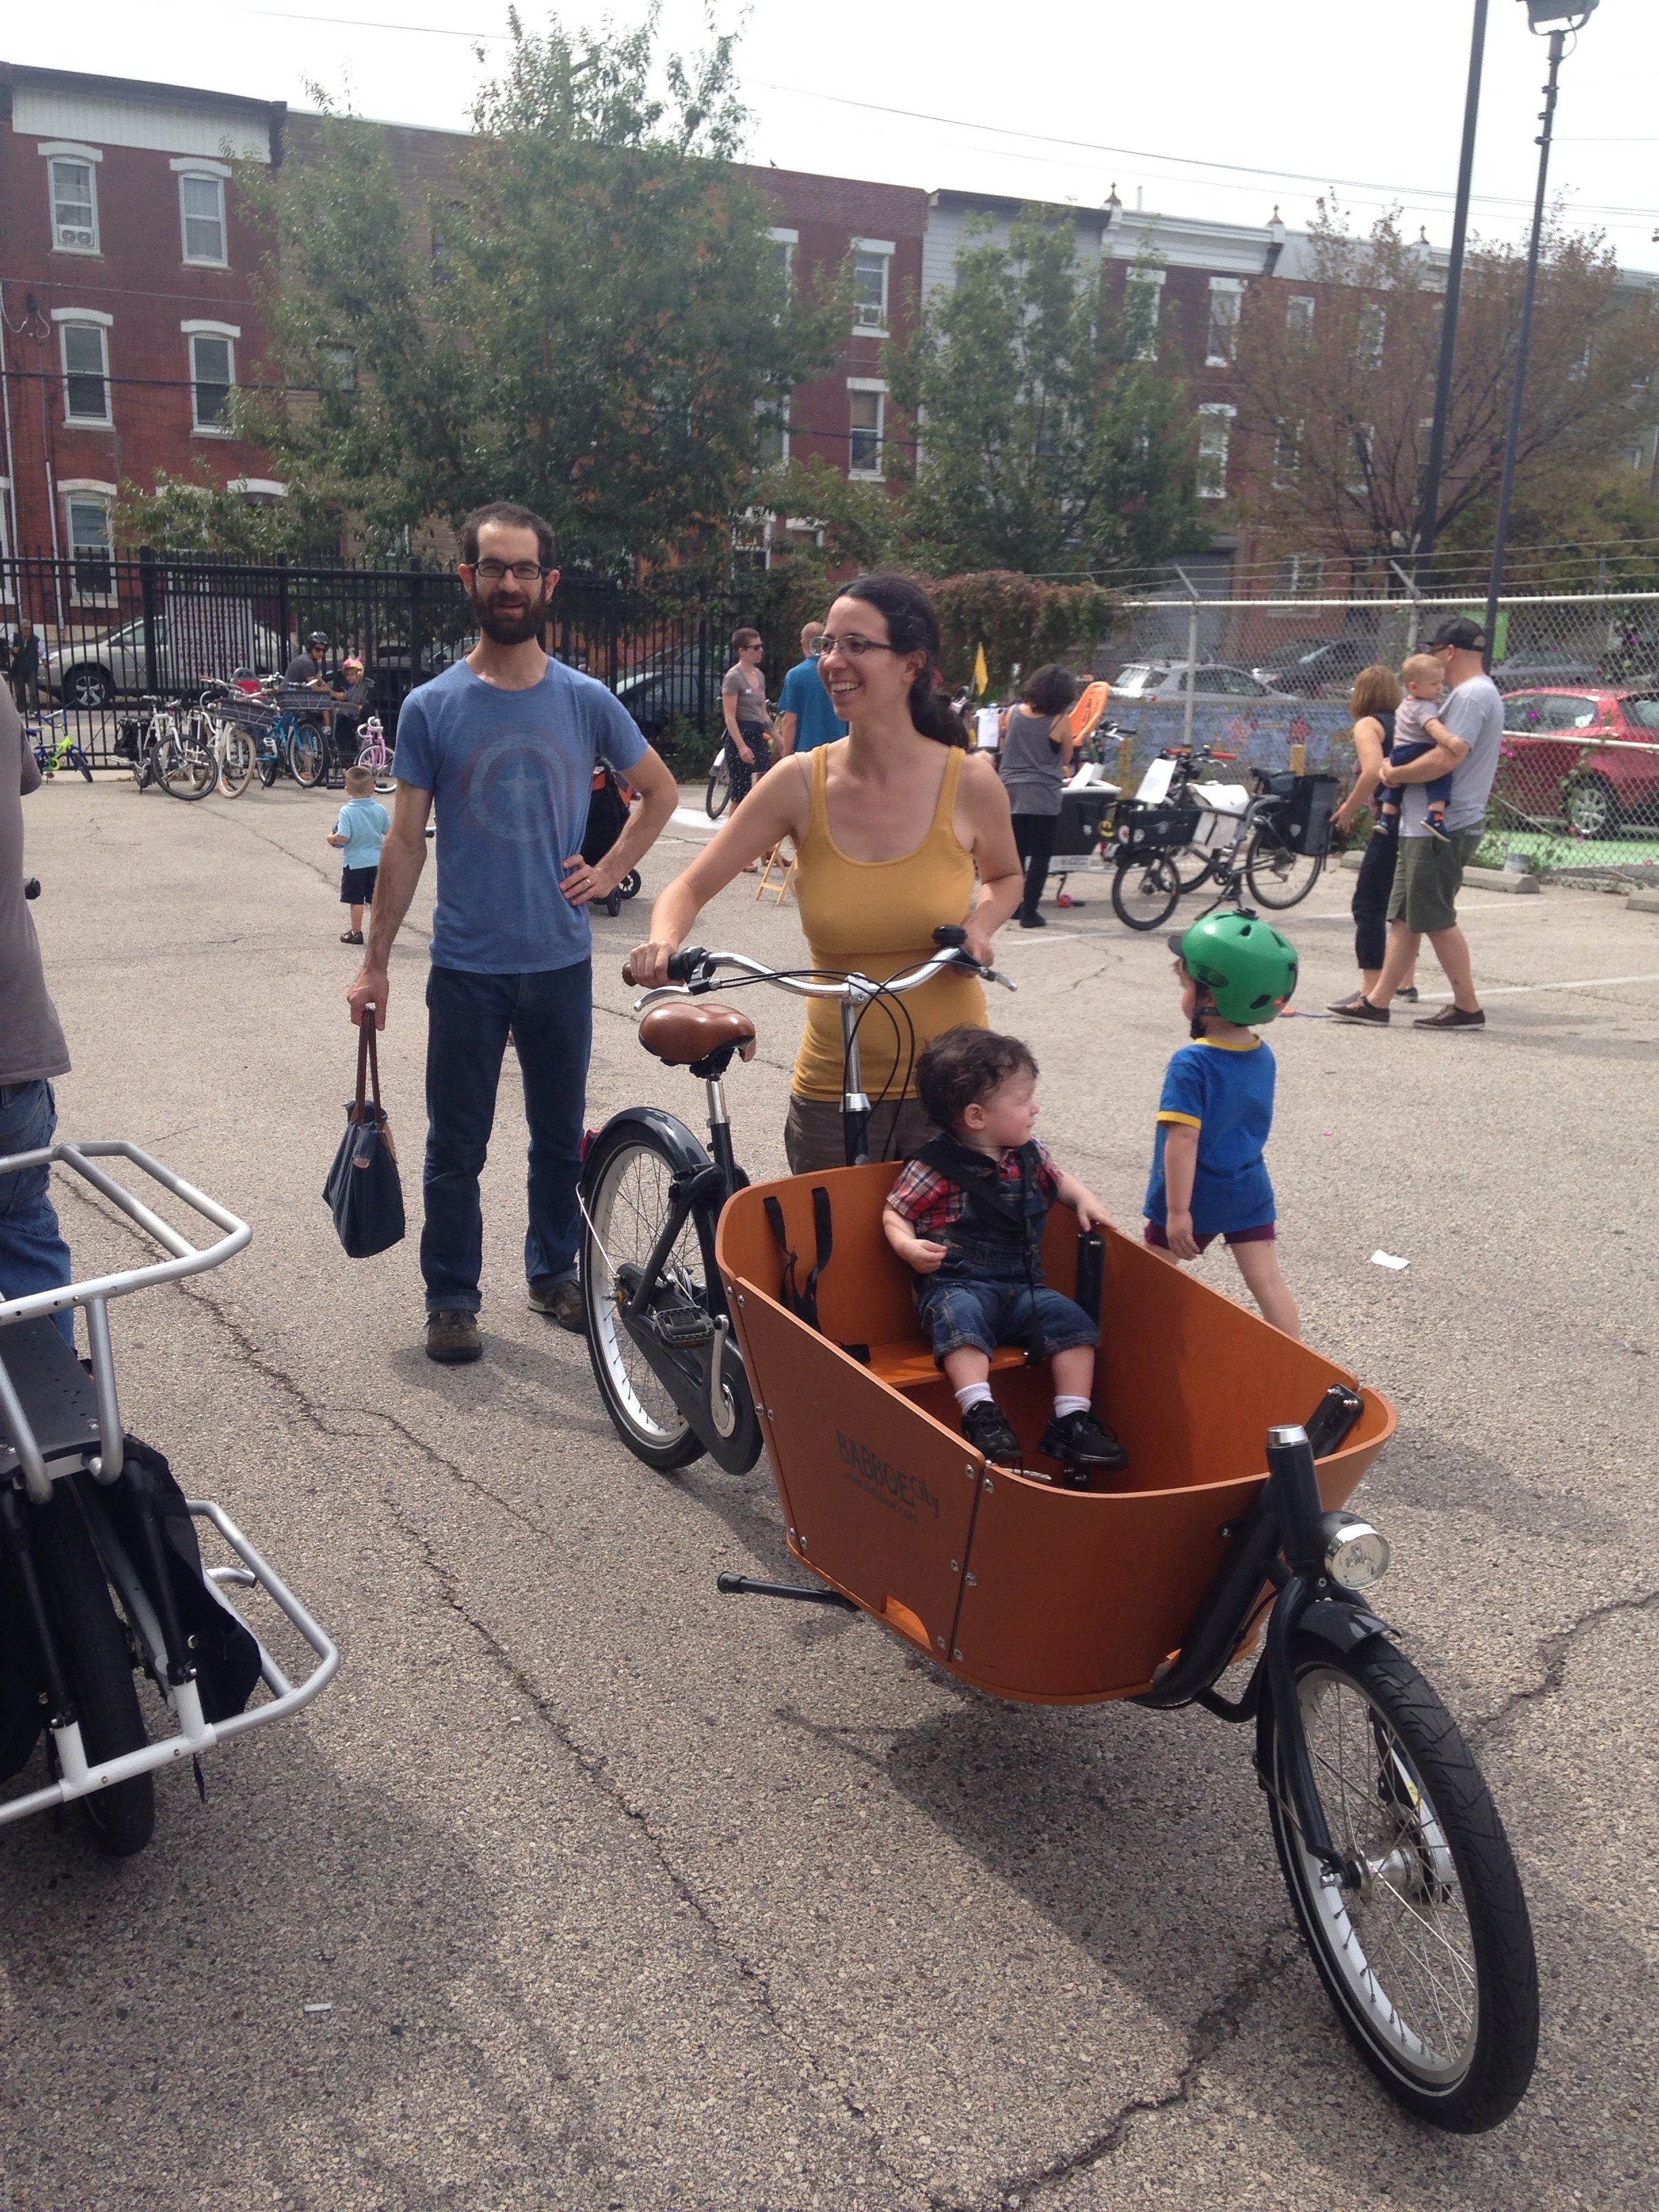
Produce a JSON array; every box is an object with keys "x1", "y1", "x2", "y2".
[{"x1": 790, "y1": 742, "x2": 987, "y2": 1102}]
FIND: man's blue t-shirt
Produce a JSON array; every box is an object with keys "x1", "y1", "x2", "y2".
[
  {"x1": 1144, "y1": 1037, "x2": 1277, "y2": 1237},
  {"x1": 392, "y1": 658, "x2": 647, "y2": 974},
  {"x1": 777, "y1": 658, "x2": 847, "y2": 754},
  {"x1": 335, "y1": 796, "x2": 390, "y2": 869}
]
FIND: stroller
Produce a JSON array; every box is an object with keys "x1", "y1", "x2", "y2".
[{"x1": 583, "y1": 763, "x2": 644, "y2": 918}]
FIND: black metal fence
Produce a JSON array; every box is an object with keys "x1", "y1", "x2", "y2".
[{"x1": 1, "y1": 548, "x2": 768, "y2": 771}]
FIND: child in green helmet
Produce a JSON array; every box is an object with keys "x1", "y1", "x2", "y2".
[{"x1": 1143, "y1": 912, "x2": 1300, "y2": 1338}]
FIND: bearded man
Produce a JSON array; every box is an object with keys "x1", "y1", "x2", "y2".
[{"x1": 346, "y1": 502, "x2": 678, "y2": 1363}]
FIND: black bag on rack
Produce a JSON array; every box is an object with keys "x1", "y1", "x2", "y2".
[{"x1": 325, "y1": 1019, "x2": 405, "y2": 1258}]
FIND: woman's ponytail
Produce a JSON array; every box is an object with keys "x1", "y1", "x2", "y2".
[{"x1": 841, "y1": 572, "x2": 967, "y2": 748}]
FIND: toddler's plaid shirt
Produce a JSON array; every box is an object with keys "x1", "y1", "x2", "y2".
[{"x1": 886, "y1": 1140, "x2": 1061, "y2": 1237}]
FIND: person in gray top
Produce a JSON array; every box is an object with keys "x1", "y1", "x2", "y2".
[
  {"x1": 1334, "y1": 617, "x2": 1504, "y2": 1029},
  {"x1": 999, "y1": 664, "x2": 1080, "y2": 928},
  {"x1": 0, "y1": 687, "x2": 75, "y2": 1341}
]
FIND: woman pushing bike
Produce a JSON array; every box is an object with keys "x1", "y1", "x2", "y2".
[{"x1": 628, "y1": 575, "x2": 1025, "y2": 1172}]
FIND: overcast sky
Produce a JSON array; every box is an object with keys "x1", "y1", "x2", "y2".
[{"x1": 11, "y1": 1, "x2": 1657, "y2": 266}]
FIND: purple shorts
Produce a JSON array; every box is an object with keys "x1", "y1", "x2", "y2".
[{"x1": 1143, "y1": 1219, "x2": 1276, "y2": 1255}]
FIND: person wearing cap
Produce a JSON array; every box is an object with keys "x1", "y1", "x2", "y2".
[
  {"x1": 285, "y1": 630, "x2": 331, "y2": 687},
  {"x1": 1145, "y1": 914, "x2": 1300, "y2": 1338},
  {"x1": 1331, "y1": 617, "x2": 1503, "y2": 1030}
]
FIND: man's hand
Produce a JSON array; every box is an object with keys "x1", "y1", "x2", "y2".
[
  {"x1": 561, "y1": 851, "x2": 623, "y2": 906},
  {"x1": 625, "y1": 937, "x2": 679, "y2": 989},
  {"x1": 1164, "y1": 1209, "x2": 1200, "y2": 1261},
  {"x1": 347, "y1": 962, "x2": 390, "y2": 1029}
]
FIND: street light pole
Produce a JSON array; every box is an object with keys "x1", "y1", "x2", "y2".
[
  {"x1": 1416, "y1": 0, "x2": 1490, "y2": 583},
  {"x1": 1483, "y1": 1, "x2": 1599, "y2": 663}
]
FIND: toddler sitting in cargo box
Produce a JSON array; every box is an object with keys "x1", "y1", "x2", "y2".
[{"x1": 882, "y1": 1026, "x2": 1128, "y2": 1485}]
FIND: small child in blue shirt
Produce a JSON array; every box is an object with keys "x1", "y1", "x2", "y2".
[
  {"x1": 327, "y1": 764, "x2": 391, "y2": 944},
  {"x1": 1144, "y1": 912, "x2": 1300, "y2": 1337}
]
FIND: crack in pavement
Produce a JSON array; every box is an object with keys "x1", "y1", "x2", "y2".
[
  {"x1": 60, "y1": 1182, "x2": 912, "y2": 2201},
  {"x1": 1468, "y1": 1580, "x2": 1659, "y2": 1748}
]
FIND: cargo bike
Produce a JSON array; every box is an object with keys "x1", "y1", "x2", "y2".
[
  {"x1": 578, "y1": 933, "x2": 1538, "y2": 2131},
  {"x1": 0, "y1": 1141, "x2": 337, "y2": 1857}
]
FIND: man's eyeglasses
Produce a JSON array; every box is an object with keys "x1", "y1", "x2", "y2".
[
  {"x1": 468, "y1": 560, "x2": 549, "y2": 583},
  {"x1": 813, "y1": 632, "x2": 900, "y2": 658}
]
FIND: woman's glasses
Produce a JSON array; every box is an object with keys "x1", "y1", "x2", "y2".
[
  {"x1": 813, "y1": 633, "x2": 900, "y2": 658},
  {"x1": 470, "y1": 560, "x2": 548, "y2": 583}
]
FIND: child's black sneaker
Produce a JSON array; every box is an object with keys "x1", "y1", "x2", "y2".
[
  {"x1": 1038, "y1": 1408, "x2": 1129, "y2": 1475},
  {"x1": 962, "y1": 1399, "x2": 1021, "y2": 1468},
  {"x1": 1424, "y1": 815, "x2": 1452, "y2": 842}
]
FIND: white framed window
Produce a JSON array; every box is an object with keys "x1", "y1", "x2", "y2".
[
  {"x1": 182, "y1": 321, "x2": 240, "y2": 434},
  {"x1": 1357, "y1": 300, "x2": 1387, "y2": 371},
  {"x1": 1126, "y1": 267, "x2": 1166, "y2": 360},
  {"x1": 853, "y1": 239, "x2": 893, "y2": 335},
  {"x1": 60, "y1": 480, "x2": 117, "y2": 602},
  {"x1": 1347, "y1": 422, "x2": 1375, "y2": 495},
  {"x1": 321, "y1": 344, "x2": 357, "y2": 394},
  {"x1": 756, "y1": 391, "x2": 790, "y2": 468},
  {"x1": 768, "y1": 226, "x2": 797, "y2": 293},
  {"x1": 174, "y1": 162, "x2": 229, "y2": 267},
  {"x1": 847, "y1": 380, "x2": 887, "y2": 477},
  {"x1": 1286, "y1": 293, "x2": 1315, "y2": 340},
  {"x1": 1197, "y1": 403, "x2": 1235, "y2": 499},
  {"x1": 1275, "y1": 553, "x2": 1325, "y2": 596},
  {"x1": 54, "y1": 311, "x2": 113, "y2": 426},
  {"x1": 45, "y1": 148, "x2": 101, "y2": 253},
  {"x1": 1206, "y1": 278, "x2": 1244, "y2": 367},
  {"x1": 1272, "y1": 417, "x2": 1301, "y2": 491}
]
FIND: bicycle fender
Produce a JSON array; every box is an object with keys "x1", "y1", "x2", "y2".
[
  {"x1": 1295, "y1": 1599, "x2": 1392, "y2": 1654},
  {"x1": 580, "y1": 1106, "x2": 710, "y2": 1193}
]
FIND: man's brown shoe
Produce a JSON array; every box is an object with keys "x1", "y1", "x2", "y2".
[
  {"x1": 528, "y1": 1276, "x2": 587, "y2": 1332},
  {"x1": 1414, "y1": 1003, "x2": 1486, "y2": 1028},
  {"x1": 1329, "y1": 994, "x2": 1389, "y2": 1023},
  {"x1": 426, "y1": 1309, "x2": 482, "y2": 1363}
]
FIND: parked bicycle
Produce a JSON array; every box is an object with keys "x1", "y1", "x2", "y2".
[
  {"x1": 1111, "y1": 769, "x2": 1337, "y2": 932},
  {"x1": 26, "y1": 709, "x2": 94, "y2": 784},
  {"x1": 705, "y1": 752, "x2": 731, "y2": 820},
  {"x1": 354, "y1": 712, "x2": 397, "y2": 794},
  {"x1": 200, "y1": 679, "x2": 325, "y2": 796},
  {"x1": 112, "y1": 696, "x2": 219, "y2": 801}
]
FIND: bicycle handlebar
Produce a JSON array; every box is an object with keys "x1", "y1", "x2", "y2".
[{"x1": 630, "y1": 926, "x2": 1015, "y2": 1011}]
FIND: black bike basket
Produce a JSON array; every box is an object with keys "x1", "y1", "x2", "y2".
[{"x1": 1111, "y1": 798, "x2": 1202, "y2": 861}]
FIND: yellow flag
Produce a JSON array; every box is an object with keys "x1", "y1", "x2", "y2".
[{"x1": 972, "y1": 644, "x2": 989, "y2": 697}]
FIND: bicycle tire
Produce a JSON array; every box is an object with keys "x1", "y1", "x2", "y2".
[
  {"x1": 1111, "y1": 855, "x2": 1182, "y2": 931},
  {"x1": 705, "y1": 764, "x2": 731, "y2": 820},
  {"x1": 218, "y1": 724, "x2": 256, "y2": 797},
  {"x1": 73, "y1": 749, "x2": 94, "y2": 784},
  {"x1": 1265, "y1": 1633, "x2": 1538, "y2": 2131},
  {"x1": 32, "y1": 1481, "x2": 155, "y2": 1857},
  {"x1": 1243, "y1": 826, "x2": 1325, "y2": 910},
  {"x1": 287, "y1": 724, "x2": 325, "y2": 787},
  {"x1": 357, "y1": 743, "x2": 396, "y2": 796},
  {"x1": 579, "y1": 1121, "x2": 712, "y2": 1473},
  {"x1": 257, "y1": 745, "x2": 281, "y2": 789},
  {"x1": 159, "y1": 722, "x2": 218, "y2": 801}
]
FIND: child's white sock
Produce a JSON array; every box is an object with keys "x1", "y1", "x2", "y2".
[
  {"x1": 954, "y1": 1382, "x2": 993, "y2": 1413},
  {"x1": 1054, "y1": 1394, "x2": 1091, "y2": 1419}
]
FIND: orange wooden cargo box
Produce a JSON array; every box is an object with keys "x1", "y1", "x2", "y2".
[{"x1": 716, "y1": 1164, "x2": 1394, "y2": 1705}]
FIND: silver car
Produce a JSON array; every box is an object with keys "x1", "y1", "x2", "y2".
[{"x1": 42, "y1": 611, "x2": 285, "y2": 708}]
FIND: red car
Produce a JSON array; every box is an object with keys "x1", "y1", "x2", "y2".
[{"x1": 1498, "y1": 686, "x2": 1659, "y2": 838}]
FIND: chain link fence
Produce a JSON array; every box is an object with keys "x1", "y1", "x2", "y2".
[{"x1": 1095, "y1": 588, "x2": 1659, "y2": 884}]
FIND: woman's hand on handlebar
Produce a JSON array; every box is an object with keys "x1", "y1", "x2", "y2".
[{"x1": 624, "y1": 936, "x2": 680, "y2": 989}]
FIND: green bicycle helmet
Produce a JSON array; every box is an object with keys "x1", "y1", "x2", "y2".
[{"x1": 1168, "y1": 912, "x2": 1298, "y2": 1026}]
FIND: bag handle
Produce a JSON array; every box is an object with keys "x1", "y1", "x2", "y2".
[{"x1": 354, "y1": 1014, "x2": 384, "y2": 1124}]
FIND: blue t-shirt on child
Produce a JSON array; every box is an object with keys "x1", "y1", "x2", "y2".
[
  {"x1": 335, "y1": 797, "x2": 390, "y2": 869},
  {"x1": 392, "y1": 657, "x2": 648, "y2": 975},
  {"x1": 777, "y1": 659, "x2": 848, "y2": 754},
  {"x1": 1144, "y1": 1036, "x2": 1277, "y2": 1238}
]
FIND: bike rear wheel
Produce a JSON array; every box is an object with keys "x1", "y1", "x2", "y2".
[
  {"x1": 357, "y1": 743, "x2": 396, "y2": 795},
  {"x1": 286, "y1": 724, "x2": 325, "y2": 787},
  {"x1": 580, "y1": 1122, "x2": 711, "y2": 1471},
  {"x1": 33, "y1": 1481, "x2": 155, "y2": 1857},
  {"x1": 1266, "y1": 1635, "x2": 1537, "y2": 2131},
  {"x1": 218, "y1": 724, "x2": 256, "y2": 796},
  {"x1": 159, "y1": 716, "x2": 218, "y2": 800},
  {"x1": 705, "y1": 762, "x2": 731, "y2": 820},
  {"x1": 1244, "y1": 826, "x2": 1324, "y2": 909},
  {"x1": 1111, "y1": 855, "x2": 1182, "y2": 931}
]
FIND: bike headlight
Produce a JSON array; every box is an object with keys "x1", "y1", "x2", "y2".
[{"x1": 1319, "y1": 1511, "x2": 1391, "y2": 1593}]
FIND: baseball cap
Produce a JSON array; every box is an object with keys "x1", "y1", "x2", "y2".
[{"x1": 1425, "y1": 617, "x2": 1488, "y2": 652}]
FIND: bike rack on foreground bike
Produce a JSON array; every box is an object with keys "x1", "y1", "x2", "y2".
[{"x1": 0, "y1": 1141, "x2": 337, "y2": 1834}]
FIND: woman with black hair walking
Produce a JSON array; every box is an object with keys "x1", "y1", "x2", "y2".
[
  {"x1": 998, "y1": 663, "x2": 1081, "y2": 927},
  {"x1": 630, "y1": 574, "x2": 1025, "y2": 1172}
]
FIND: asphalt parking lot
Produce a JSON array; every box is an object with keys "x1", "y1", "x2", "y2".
[{"x1": 3, "y1": 777, "x2": 1657, "y2": 2212}]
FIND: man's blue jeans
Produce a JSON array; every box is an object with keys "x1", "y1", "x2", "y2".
[
  {"x1": 0, "y1": 1080, "x2": 75, "y2": 1346},
  {"x1": 422, "y1": 961, "x2": 592, "y2": 1315}
]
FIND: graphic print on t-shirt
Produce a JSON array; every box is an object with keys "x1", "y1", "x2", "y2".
[{"x1": 459, "y1": 729, "x2": 572, "y2": 846}]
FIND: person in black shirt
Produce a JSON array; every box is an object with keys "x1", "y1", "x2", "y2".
[{"x1": 285, "y1": 630, "x2": 331, "y2": 686}]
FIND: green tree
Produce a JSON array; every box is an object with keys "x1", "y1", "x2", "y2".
[
  {"x1": 886, "y1": 213, "x2": 1202, "y2": 578},
  {"x1": 234, "y1": 9, "x2": 839, "y2": 569}
]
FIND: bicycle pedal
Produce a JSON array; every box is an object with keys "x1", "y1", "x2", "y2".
[{"x1": 653, "y1": 1305, "x2": 716, "y2": 1347}]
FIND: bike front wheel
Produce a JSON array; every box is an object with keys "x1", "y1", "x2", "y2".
[
  {"x1": 357, "y1": 743, "x2": 396, "y2": 795},
  {"x1": 1266, "y1": 1634, "x2": 1538, "y2": 2132},
  {"x1": 286, "y1": 724, "x2": 325, "y2": 787},
  {"x1": 1244, "y1": 827, "x2": 1324, "y2": 909},
  {"x1": 579, "y1": 1122, "x2": 711, "y2": 1472},
  {"x1": 705, "y1": 762, "x2": 731, "y2": 820},
  {"x1": 159, "y1": 718, "x2": 218, "y2": 800},
  {"x1": 218, "y1": 724, "x2": 256, "y2": 796},
  {"x1": 1111, "y1": 856, "x2": 1182, "y2": 931}
]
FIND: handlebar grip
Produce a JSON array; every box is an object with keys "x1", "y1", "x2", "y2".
[
  {"x1": 932, "y1": 925, "x2": 967, "y2": 948},
  {"x1": 667, "y1": 945, "x2": 708, "y2": 984},
  {"x1": 23, "y1": 878, "x2": 40, "y2": 901}
]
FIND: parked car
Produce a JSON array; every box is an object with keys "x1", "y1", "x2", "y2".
[
  {"x1": 1107, "y1": 661, "x2": 1289, "y2": 703},
  {"x1": 43, "y1": 613, "x2": 284, "y2": 708},
  {"x1": 614, "y1": 650, "x2": 724, "y2": 744},
  {"x1": 1490, "y1": 657, "x2": 1600, "y2": 691},
  {"x1": 1248, "y1": 635, "x2": 1378, "y2": 697},
  {"x1": 1498, "y1": 685, "x2": 1659, "y2": 838}
]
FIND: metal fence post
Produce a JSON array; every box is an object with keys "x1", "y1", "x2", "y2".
[
  {"x1": 1172, "y1": 565, "x2": 1201, "y2": 752},
  {"x1": 275, "y1": 550, "x2": 291, "y2": 667},
  {"x1": 407, "y1": 557, "x2": 424, "y2": 692},
  {"x1": 138, "y1": 545, "x2": 161, "y2": 696},
  {"x1": 1389, "y1": 558, "x2": 1425, "y2": 653}
]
